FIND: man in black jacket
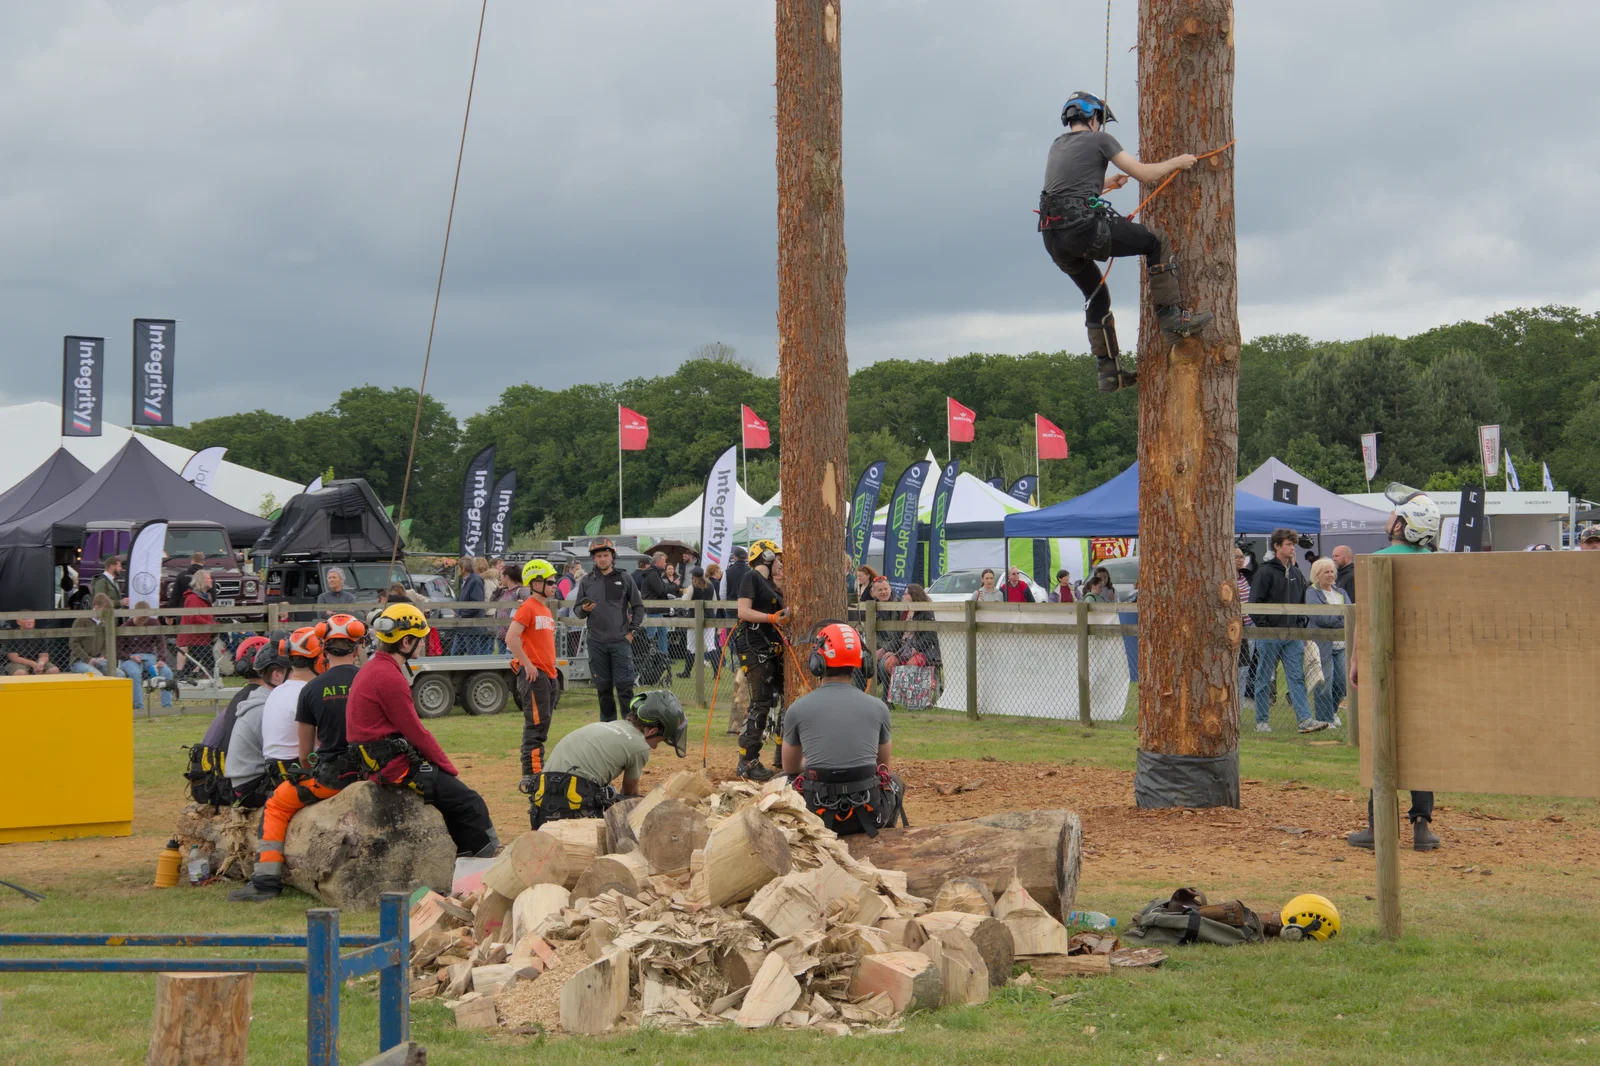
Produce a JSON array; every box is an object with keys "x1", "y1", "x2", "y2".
[
  {"x1": 1331, "y1": 545, "x2": 1356, "y2": 601},
  {"x1": 1248, "y1": 529, "x2": 1322, "y2": 734},
  {"x1": 571, "y1": 540, "x2": 645, "y2": 722},
  {"x1": 639, "y1": 552, "x2": 676, "y2": 659}
]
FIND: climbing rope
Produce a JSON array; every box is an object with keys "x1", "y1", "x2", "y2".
[
  {"x1": 387, "y1": 0, "x2": 489, "y2": 574},
  {"x1": 1080, "y1": 138, "x2": 1237, "y2": 311},
  {"x1": 1104, "y1": 0, "x2": 1113, "y2": 103},
  {"x1": 699, "y1": 637, "x2": 730, "y2": 767}
]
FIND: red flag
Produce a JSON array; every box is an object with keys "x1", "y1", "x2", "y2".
[
  {"x1": 1036, "y1": 414, "x2": 1069, "y2": 460},
  {"x1": 947, "y1": 397, "x2": 976, "y2": 443},
  {"x1": 619, "y1": 405, "x2": 649, "y2": 451},
  {"x1": 742, "y1": 404, "x2": 770, "y2": 449}
]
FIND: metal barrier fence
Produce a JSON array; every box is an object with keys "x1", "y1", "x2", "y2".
[
  {"x1": 0, "y1": 596, "x2": 1353, "y2": 733},
  {"x1": 0, "y1": 891, "x2": 411, "y2": 1066}
]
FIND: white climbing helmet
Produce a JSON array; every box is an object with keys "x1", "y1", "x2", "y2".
[{"x1": 1384, "y1": 482, "x2": 1441, "y2": 548}]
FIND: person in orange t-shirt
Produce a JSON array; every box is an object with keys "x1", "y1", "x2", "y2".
[{"x1": 507, "y1": 559, "x2": 562, "y2": 791}]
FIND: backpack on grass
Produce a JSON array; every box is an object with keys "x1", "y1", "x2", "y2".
[{"x1": 1125, "y1": 887, "x2": 1267, "y2": 946}]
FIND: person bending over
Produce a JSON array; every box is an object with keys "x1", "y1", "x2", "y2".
[{"x1": 528, "y1": 691, "x2": 687, "y2": 828}]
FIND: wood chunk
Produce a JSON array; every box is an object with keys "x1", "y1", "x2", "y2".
[
  {"x1": 539, "y1": 821, "x2": 607, "y2": 887},
  {"x1": 715, "y1": 944, "x2": 767, "y2": 989},
  {"x1": 470, "y1": 964, "x2": 516, "y2": 996},
  {"x1": 638, "y1": 799, "x2": 709, "y2": 875},
  {"x1": 848, "y1": 951, "x2": 944, "y2": 1014},
  {"x1": 581, "y1": 919, "x2": 617, "y2": 961},
  {"x1": 559, "y1": 948, "x2": 629, "y2": 1035},
  {"x1": 146, "y1": 972, "x2": 253, "y2": 1066},
  {"x1": 627, "y1": 770, "x2": 716, "y2": 834},
  {"x1": 1108, "y1": 947, "x2": 1167, "y2": 969},
  {"x1": 852, "y1": 885, "x2": 889, "y2": 928},
  {"x1": 1027, "y1": 954, "x2": 1111, "y2": 977},
  {"x1": 934, "y1": 929, "x2": 990, "y2": 1005},
  {"x1": 995, "y1": 878, "x2": 1070, "y2": 956},
  {"x1": 815, "y1": 1021, "x2": 851, "y2": 1037},
  {"x1": 933, "y1": 876, "x2": 996, "y2": 915},
  {"x1": 354, "y1": 1041, "x2": 426, "y2": 1066},
  {"x1": 604, "y1": 797, "x2": 642, "y2": 851},
  {"x1": 511, "y1": 883, "x2": 571, "y2": 944},
  {"x1": 445, "y1": 962, "x2": 471, "y2": 998},
  {"x1": 810, "y1": 993, "x2": 838, "y2": 1019},
  {"x1": 735, "y1": 952, "x2": 802, "y2": 1028},
  {"x1": 572, "y1": 852, "x2": 651, "y2": 901},
  {"x1": 483, "y1": 830, "x2": 569, "y2": 899},
  {"x1": 472, "y1": 888, "x2": 514, "y2": 944},
  {"x1": 803, "y1": 856, "x2": 865, "y2": 904},
  {"x1": 703, "y1": 807, "x2": 793, "y2": 906},
  {"x1": 709, "y1": 986, "x2": 748, "y2": 1015},
  {"x1": 745, "y1": 873, "x2": 824, "y2": 939},
  {"x1": 452, "y1": 993, "x2": 497, "y2": 1030},
  {"x1": 778, "y1": 1010, "x2": 810, "y2": 1027},
  {"x1": 408, "y1": 928, "x2": 453, "y2": 969},
  {"x1": 915, "y1": 912, "x2": 1014, "y2": 990},
  {"x1": 878, "y1": 917, "x2": 927, "y2": 952},
  {"x1": 846, "y1": 809, "x2": 1083, "y2": 919},
  {"x1": 409, "y1": 891, "x2": 457, "y2": 942}
]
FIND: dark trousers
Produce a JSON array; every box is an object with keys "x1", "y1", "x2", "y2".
[
  {"x1": 1043, "y1": 217, "x2": 1164, "y2": 325},
  {"x1": 1369, "y1": 790, "x2": 1436, "y2": 824},
  {"x1": 737, "y1": 652, "x2": 783, "y2": 762},
  {"x1": 588, "y1": 639, "x2": 635, "y2": 722},
  {"x1": 413, "y1": 765, "x2": 496, "y2": 856},
  {"x1": 515, "y1": 669, "x2": 558, "y2": 776}
]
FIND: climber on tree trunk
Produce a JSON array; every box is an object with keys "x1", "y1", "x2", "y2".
[{"x1": 1038, "y1": 91, "x2": 1214, "y2": 392}]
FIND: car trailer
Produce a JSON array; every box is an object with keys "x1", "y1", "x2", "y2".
[{"x1": 404, "y1": 653, "x2": 573, "y2": 718}]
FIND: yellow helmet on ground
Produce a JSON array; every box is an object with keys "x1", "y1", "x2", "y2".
[
  {"x1": 749, "y1": 539, "x2": 782, "y2": 567},
  {"x1": 522, "y1": 559, "x2": 557, "y2": 585},
  {"x1": 1280, "y1": 893, "x2": 1340, "y2": 941},
  {"x1": 372, "y1": 602, "x2": 431, "y2": 644}
]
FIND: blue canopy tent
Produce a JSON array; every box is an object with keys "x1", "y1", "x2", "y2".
[{"x1": 1003, "y1": 461, "x2": 1321, "y2": 539}]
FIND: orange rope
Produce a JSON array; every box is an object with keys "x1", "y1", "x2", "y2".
[
  {"x1": 1083, "y1": 139, "x2": 1237, "y2": 308},
  {"x1": 700, "y1": 633, "x2": 729, "y2": 768}
]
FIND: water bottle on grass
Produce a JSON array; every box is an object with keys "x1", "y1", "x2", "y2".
[
  {"x1": 186, "y1": 844, "x2": 209, "y2": 885},
  {"x1": 1068, "y1": 910, "x2": 1117, "y2": 930}
]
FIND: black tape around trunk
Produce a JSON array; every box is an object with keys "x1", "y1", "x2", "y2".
[{"x1": 1134, "y1": 749, "x2": 1240, "y2": 809}]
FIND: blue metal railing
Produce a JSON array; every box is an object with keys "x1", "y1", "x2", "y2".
[{"x1": 0, "y1": 890, "x2": 411, "y2": 1066}]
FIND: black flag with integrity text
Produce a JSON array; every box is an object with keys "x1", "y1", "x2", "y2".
[
  {"x1": 459, "y1": 445, "x2": 496, "y2": 558},
  {"x1": 132, "y1": 319, "x2": 177, "y2": 427},
  {"x1": 61, "y1": 336, "x2": 105, "y2": 437},
  {"x1": 487, "y1": 471, "x2": 516, "y2": 555}
]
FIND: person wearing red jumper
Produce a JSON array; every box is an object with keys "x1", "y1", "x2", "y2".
[{"x1": 348, "y1": 602, "x2": 499, "y2": 856}]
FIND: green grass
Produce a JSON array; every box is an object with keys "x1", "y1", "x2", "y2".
[{"x1": 2, "y1": 697, "x2": 1597, "y2": 1064}]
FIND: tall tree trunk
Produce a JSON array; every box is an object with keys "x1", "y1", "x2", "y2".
[
  {"x1": 776, "y1": 0, "x2": 850, "y2": 678},
  {"x1": 1133, "y1": 0, "x2": 1241, "y2": 807}
]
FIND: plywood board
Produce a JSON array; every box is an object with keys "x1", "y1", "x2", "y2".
[{"x1": 1356, "y1": 552, "x2": 1600, "y2": 798}]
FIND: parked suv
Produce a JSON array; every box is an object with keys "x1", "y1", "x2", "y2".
[
  {"x1": 263, "y1": 557, "x2": 412, "y2": 620},
  {"x1": 78, "y1": 521, "x2": 260, "y2": 607}
]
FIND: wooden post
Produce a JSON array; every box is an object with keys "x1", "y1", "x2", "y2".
[
  {"x1": 692, "y1": 600, "x2": 706, "y2": 706},
  {"x1": 146, "y1": 972, "x2": 253, "y2": 1066},
  {"x1": 1343, "y1": 602, "x2": 1360, "y2": 747},
  {"x1": 1132, "y1": 0, "x2": 1241, "y2": 807},
  {"x1": 964, "y1": 598, "x2": 978, "y2": 719},
  {"x1": 1075, "y1": 600, "x2": 1092, "y2": 727},
  {"x1": 103, "y1": 603, "x2": 118, "y2": 670},
  {"x1": 1367, "y1": 555, "x2": 1402, "y2": 939},
  {"x1": 776, "y1": 0, "x2": 850, "y2": 683}
]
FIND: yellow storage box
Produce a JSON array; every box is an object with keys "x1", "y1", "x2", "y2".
[{"x1": 0, "y1": 674, "x2": 133, "y2": 842}]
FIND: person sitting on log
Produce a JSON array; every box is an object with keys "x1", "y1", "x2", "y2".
[
  {"x1": 1037, "y1": 90, "x2": 1213, "y2": 392},
  {"x1": 346, "y1": 602, "x2": 500, "y2": 857},
  {"x1": 528, "y1": 690, "x2": 687, "y2": 829},
  {"x1": 228, "y1": 615, "x2": 367, "y2": 903},
  {"x1": 783, "y1": 623, "x2": 906, "y2": 837},
  {"x1": 224, "y1": 636, "x2": 293, "y2": 809},
  {"x1": 184, "y1": 635, "x2": 268, "y2": 806}
]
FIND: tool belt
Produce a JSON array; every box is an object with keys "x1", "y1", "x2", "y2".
[
  {"x1": 529, "y1": 770, "x2": 618, "y2": 828},
  {"x1": 183, "y1": 743, "x2": 233, "y2": 807},
  {"x1": 266, "y1": 758, "x2": 305, "y2": 788},
  {"x1": 733, "y1": 621, "x2": 781, "y2": 662},
  {"x1": 795, "y1": 764, "x2": 905, "y2": 838},
  {"x1": 1037, "y1": 191, "x2": 1114, "y2": 255},
  {"x1": 305, "y1": 748, "x2": 364, "y2": 793},
  {"x1": 354, "y1": 736, "x2": 423, "y2": 784}
]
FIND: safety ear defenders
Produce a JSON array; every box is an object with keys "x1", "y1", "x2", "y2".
[{"x1": 808, "y1": 644, "x2": 827, "y2": 678}]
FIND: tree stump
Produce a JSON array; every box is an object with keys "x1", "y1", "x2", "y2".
[
  {"x1": 282, "y1": 782, "x2": 455, "y2": 909},
  {"x1": 146, "y1": 972, "x2": 252, "y2": 1066},
  {"x1": 638, "y1": 799, "x2": 709, "y2": 875}
]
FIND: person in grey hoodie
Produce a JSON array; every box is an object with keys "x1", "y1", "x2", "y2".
[
  {"x1": 570, "y1": 539, "x2": 644, "y2": 723},
  {"x1": 227, "y1": 639, "x2": 292, "y2": 808}
]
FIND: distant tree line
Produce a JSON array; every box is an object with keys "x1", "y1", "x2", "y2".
[{"x1": 144, "y1": 307, "x2": 1600, "y2": 550}]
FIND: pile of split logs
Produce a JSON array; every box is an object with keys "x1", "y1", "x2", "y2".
[{"x1": 406, "y1": 770, "x2": 1133, "y2": 1036}]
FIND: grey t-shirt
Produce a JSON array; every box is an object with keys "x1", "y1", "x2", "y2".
[
  {"x1": 226, "y1": 684, "x2": 272, "y2": 786},
  {"x1": 545, "y1": 720, "x2": 652, "y2": 785},
  {"x1": 1043, "y1": 129, "x2": 1124, "y2": 202},
  {"x1": 782, "y1": 682, "x2": 892, "y2": 772}
]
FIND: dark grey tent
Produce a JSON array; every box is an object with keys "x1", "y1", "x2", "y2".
[
  {"x1": 0, "y1": 449, "x2": 92, "y2": 525},
  {"x1": 0, "y1": 437, "x2": 271, "y2": 610},
  {"x1": 252, "y1": 479, "x2": 402, "y2": 559}
]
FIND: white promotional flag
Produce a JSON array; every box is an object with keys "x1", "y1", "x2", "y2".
[
  {"x1": 1438, "y1": 517, "x2": 1459, "y2": 553},
  {"x1": 1478, "y1": 425, "x2": 1501, "y2": 479},
  {"x1": 1360, "y1": 433, "x2": 1379, "y2": 482},
  {"x1": 1543, "y1": 462, "x2": 1555, "y2": 492},
  {"x1": 179, "y1": 446, "x2": 227, "y2": 496},
  {"x1": 698, "y1": 445, "x2": 740, "y2": 574},
  {"x1": 305, "y1": 476, "x2": 324, "y2": 494},
  {"x1": 1504, "y1": 449, "x2": 1521, "y2": 491},
  {"x1": 127, "y1": 521, "x2": 168, "y2": 609}
]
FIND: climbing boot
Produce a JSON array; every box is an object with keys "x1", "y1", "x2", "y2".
[
  {"x1": 1346, "y1": 824, "x2": 1375, "y2": 850},
  {"x1": 1412, "y1": 819, "x2": 1440, "y2": 852},
  {"x1": 736, "y1": 757, "x2": 775, "y2": 783},
  {"x1": 1148, "y1": 258, "x2": 1213, "y2": 340},
  {"x1": 1087, "y1": 314, "x2": 1136, "y2": 391},
  {"x1": 227, "y1": 875, "x2": 282, "y2": 903}
]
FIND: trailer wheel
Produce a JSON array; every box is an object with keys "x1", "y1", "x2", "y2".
[
  {"x1": 412, "y1": 674, "x2": 456, "y2": 719},
  {"x1": 463, "y1": 671, "x2": 510, "y2": 716}
]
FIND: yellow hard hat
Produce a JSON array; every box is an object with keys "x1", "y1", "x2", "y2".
[
  {"x1": 522, "y1": 559, "x2": 557, "y2": 585},
  {"x1": 1281, "y1": 893, "x2": 1340, "y2": 941},
  {"x1": 372, "y1": 602, "x2": 431, "y2": 644},
  {"x1": 749, "y1": 539, "x2": 782, "y2": 566}
]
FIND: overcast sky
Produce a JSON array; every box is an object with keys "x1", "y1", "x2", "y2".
[{"x1": 3, "y1": 0, "x2": 1596, "y2": 423}]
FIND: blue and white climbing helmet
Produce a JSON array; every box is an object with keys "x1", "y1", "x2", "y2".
[{"x1": 1061, "y1": 91, "x2": 1117, "y2": 127}]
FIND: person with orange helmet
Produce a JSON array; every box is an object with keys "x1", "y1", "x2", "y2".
[
  {"x1": 258, "y1": 627, "x2": 324, "y2": 784},
  {"x1": 781, "y1": 622, "x2": 905, "y2": 837},
  {"x1": 230, "y1": 615, "x2": 366, "y2": 902}
]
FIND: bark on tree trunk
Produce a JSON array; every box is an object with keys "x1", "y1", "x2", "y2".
[
  {"x1": 777, "y1": 0, "x2": 850, "y2": 681},
  {"x1": 1134, "y1": 0, "x2": 1242, "y2": 807}
]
